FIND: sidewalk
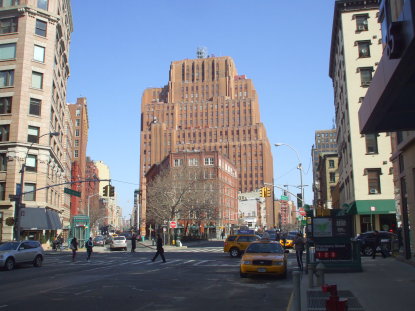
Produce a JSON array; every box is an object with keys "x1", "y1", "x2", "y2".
[{"x1": 291, "y1": 256, "x2": 415, "y2": 311}]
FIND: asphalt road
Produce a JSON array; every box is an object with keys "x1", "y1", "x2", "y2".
[{"x1": 0, "y1": 241, "x2": 296, "y2": 311}]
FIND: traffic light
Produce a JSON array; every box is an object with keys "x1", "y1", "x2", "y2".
[
  {"x1": 103, "y1": 185, "x2": 109, "y2": 196},
  {"x1": 297, "y1": 193, "x2": 303, "y2": 208},
  {"x1": 259, "y1": 187, "x2": 265, "y2": 197},
  {"x1": 109, "y1": 185, "x2": 115, "y2": 197},
  {"x1": 265, "y1": 187, "x2": 271, "y2": 197}
]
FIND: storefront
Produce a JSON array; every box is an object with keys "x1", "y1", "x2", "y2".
[{"x1": 20, "y1": 207, "x2": 62, "y2": 243}]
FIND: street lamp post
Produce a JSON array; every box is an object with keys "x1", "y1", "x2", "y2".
[
  {"x1": 274, "y1": 143, "x2": 304, "y2": 209},
  {"x1": 14, "y1": 131, "x2": 60, "y2": 241}
]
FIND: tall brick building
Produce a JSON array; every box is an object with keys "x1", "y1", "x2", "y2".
[{"x1": 139, "y1": 55, "x2": 274, "y2": 233}]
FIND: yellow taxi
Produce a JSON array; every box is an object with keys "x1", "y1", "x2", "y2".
[
  {"x1": 240, "y1": 240, "x2": 289, "y2": 278},
  {"x1": 224, "y1": 234, "x2": 261, "y2": 257},
  {"x1": 280, "y1": 231, "x2": 298, "y2": 248}
]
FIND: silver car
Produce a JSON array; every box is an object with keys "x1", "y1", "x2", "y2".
[
  {"x1": 109, "y1": 236, "x2": 127, "y2": 251},
  {"x1": 0, "y1": 241, "x2": 44, "y2": 271}
]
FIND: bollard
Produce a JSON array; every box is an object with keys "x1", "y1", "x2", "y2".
[
  {"x1": 315, "y1": 263, "x2": 325, "y2": 287},
  {"x1": 292, "y1": 270, "x2": 302, "y2": 311},
  {"x1": 307, "y1": 263, "x2": 316, "y2": 288}
]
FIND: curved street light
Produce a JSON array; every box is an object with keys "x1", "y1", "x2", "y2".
[
  {"x1": 14, "y1": 131, "x2": 60, "y2": 241},
  {"x1": 274, "y1": 143, "x2": 304, "y2": 209}
]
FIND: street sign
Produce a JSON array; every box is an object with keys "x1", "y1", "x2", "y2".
[
  {"x1": 280, "y1": 195, "x2": 289, "y2": 201},
  {"x1": 64, "y1": 188, "x2": 81, "y2": 197},
  {"x1": 169, "y1": 221, "x2": 177, "y2": 229},
  {"x1": 370, "y1": 206, "x2": 376, "y2": 212},
  {"x1": 9, "y1": 194, "x2": 18, "y2": 200},
  {"x1": 299, "y1": 208, "x2": 306, "y2": 216}
]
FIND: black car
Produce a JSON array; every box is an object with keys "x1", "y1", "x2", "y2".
[{"x1": 356, "y1": 231, "x2": 397, "y2": 256}]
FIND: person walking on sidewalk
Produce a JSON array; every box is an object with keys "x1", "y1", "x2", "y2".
[
  {"x1": 371, "y1": 230, "x2": 386, "y2": 258},
  {"x1": 294, "y1": 233, "x2": 306, "y2": 271},
  {"x1": 70, "y1": 237, "x2": 78, "y2": 262},
  {"x1": 131, "y1": 233, "x2": 137, "y2": 253},
  {"x1": 86, "y1": 237, "x2": 94, "y2": 262},
  {"x1": 151, "y1": 234, "x2": 166, "y2": 263}
]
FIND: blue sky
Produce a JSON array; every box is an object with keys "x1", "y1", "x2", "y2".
[{"x1": 67, "y1": 1, "x2": 335, "y2": 217}]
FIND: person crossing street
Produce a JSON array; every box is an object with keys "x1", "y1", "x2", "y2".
[
  {"x1": 86, "y1": 237, "x2": 94, "y2": 262},
  {"x1": 151, "y1": 234, "x2": 166, "y2": 263}
]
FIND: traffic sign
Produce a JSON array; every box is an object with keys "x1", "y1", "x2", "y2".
[
  {"x1": 281, "y1": 195, "x2": 289, "y2": 201},
  {"x1": 169, "y1": 221, "x2": 177, "y2": 229},
  {"x1": 299, "y1": 208, "x2": 306, "y2": 216},
  {"x1": 64, "y1": 188, "x2": 81, "y2": 197},
  {"x1": 370, "y1": 206, "x2": 376, "y2": 212}
]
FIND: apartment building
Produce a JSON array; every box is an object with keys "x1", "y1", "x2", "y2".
[
  {"x1": 145, "y1": 151, "x2": 238, "y2": 238},
  {"x1": 329, "y1": 0, "x2": 396, "y2": 234},
  {"x1": 0, "y1": 0, "x2": 73, "y2": 241},
  {"x1": 68, "y1": 97, "x2": 89, "y2": 215},
  {"x1": 312, "y1": 129, "x2": 337, "y2": 205},
  {"x1": 358, "y1": 0, "x2": 415, "y2": 258},
  {"x1": 139, "y1": 54, "x2": 274, "y2": 236},
  {"x1": 317, "y1": 153, "x2": 339, "y2": 210}
]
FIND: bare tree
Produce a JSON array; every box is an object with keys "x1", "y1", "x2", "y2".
[{"x1": 146, "y1": 165, "x2": 220, "y2": 239}]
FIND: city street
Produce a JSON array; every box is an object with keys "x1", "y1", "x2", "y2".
[{"x1": 0, "y1": 241, "x2": 295, "y2": 311}]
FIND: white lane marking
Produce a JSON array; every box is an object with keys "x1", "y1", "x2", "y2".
[
  {"x1": 74, "y1": 289, "x2": 92, "y2": 296},
  {"x1": 183, "y1": 260, "x2": 196, "y2": 264},
  {"x1": 193, "y1": 260, "x2": 209, "y2": 266}
]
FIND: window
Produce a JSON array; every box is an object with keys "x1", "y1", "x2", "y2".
[
  {"x1": 0, "y1": 0, "x2": 19, "y2": 8},
  {"x1": 174, "y1": 159, "x2": 183, "y2": 167},
  {"x1": 0, "y1": 43, "x2": 16, "y2": 60},
  {"x1": 29, "y1": 98, "x2": 41, "y2": 116},
  {"x1": 0, "y1": 125, "x2": 9, "y2": 141},
  {"x1": 188, "y1": 158, "x2": 198, "y2": 166},
  {"x1": 37, "y1": 0, "x2": 48, "y2": 10},
  {"x1": 356, "y1": 15, "x2": 368, "y2": 31},
  {"x1": 365, "y1": 134, "x2": 378, "y2": 154},
  {"x1": 33, "y1": 45, "x2": 45, "y2": 62},
  {"x1": 74, "y1": 139, "x2": 79, "y2": 147},
  {"x1": 0, "y1": 153, "x2": 7, "y2": 171},
  {"x1": 75, "y1": 109, "x2": 81, "y2": 116},
  {"x1": 330, "y1": 172, "x2": 336, "y2": 183},
  {"x1": 0, "y1": 97, "x2": 12, "y2": 114},
  {"x1": 75, "y1": 119, "x2": 80, "y2": 127},
  {"x1": 35, "y1": 19, "x2": 47, "y2": 37},
  {"x1": 0, "y1": 17, "x2": 18, "y2": 34},
  {"x1": 0, "y1": 70, "x2": 14, "y2": 87},
  {"x1": 0, "y1": 182, "x2": 5, "y2": 200},
  {"x1": 367, "y1": 169, "x2": 381, "y2": 194},
  {"x1": 359, "y1": 67, "x2": 373, "y2": 87},
  {"x1": 357, "y1": 41, "x2": 371, "y2": 58},
  {"x1": 74, "y1": 150, "x2": 79, "y2": 158},
  {"x1": 75, "y1": 129, "x2": 80, "y2": 137},
  {"x1": 204, "y1": 157, "x2": 214, "y2": 165},
  {"x1": 31, "y1": 71, "x2": 43, "y2": 89},
  {"x1": 23, "y1": 183, "x2": 36, "y2": 201},
  {"x1": 329, "y1": 160, "x2": 335, "y2": 168},
  {"x1": 27, "y1": 126, "x2": 39, "y2": 143},
  {"x1": 25, "y1": 154, "x2": 37, "y2": 172}
]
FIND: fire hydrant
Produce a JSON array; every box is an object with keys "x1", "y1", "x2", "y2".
[{"x1": 322, "y1": 284, "x2": 348, "y2": 311}]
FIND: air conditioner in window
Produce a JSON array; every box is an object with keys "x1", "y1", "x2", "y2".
[
  {"x1": 358, "y1": 25, "x2": 366, "y2": 31},
  {"x1": 369, "y1": 188, "x2": 378, "y2": 194}
]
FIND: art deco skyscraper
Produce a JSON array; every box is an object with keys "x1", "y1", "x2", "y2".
[{"x1": 140, "y1": 54, "x2": 274, "y2": 231}]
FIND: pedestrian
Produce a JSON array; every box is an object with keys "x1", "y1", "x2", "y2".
[
  {"x1": 151, "y1": 233, "x2": 166, "y2": 263},
  {"x1": 221, "y1": 230, "x2": 225, "y2": 239},
  {"x1": 131, "y1": 233, "x2": 137, "y2": 252},
  {"x1": 371, "y1": 230, "x2": 386, "y2": 259},
  {"x1": 86, "y1": 237, "x2": 93, "y2": 261},
  {"x1": 70, "y1": 237, "x2": 78, "y2": 262},
  {"x1": 294, "y1": 233, "x2": 306, "y2": 271}
]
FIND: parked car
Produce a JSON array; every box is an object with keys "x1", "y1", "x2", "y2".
[
  {"x1": 224, "y1": 234, "x2": 261, "y2": 258},
  {"x1": 356, "y1": 231, "x2": 397, "y2": 256},
  {"x1": 240, "y1": 240, "x2": 289, "y2": 278},
  {"x1": 93, "y1": 236, "x2": 105, "y2": 247},
  {"x1": 0, "y1": 241, "x2": 44, "y2": 271},
  {"x1": 110, "y1": 236, "x2": 127, "y2": 251}
]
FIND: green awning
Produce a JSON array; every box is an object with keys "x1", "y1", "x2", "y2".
[{"x1": 342, "y1": 200, "x2": 396, "y2": 215}]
